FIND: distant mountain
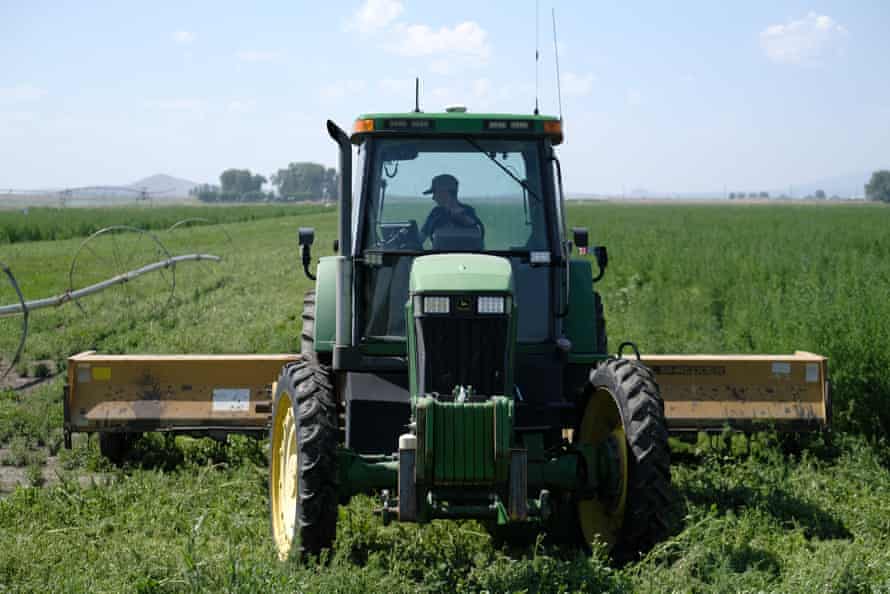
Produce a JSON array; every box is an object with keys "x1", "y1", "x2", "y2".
[{"x1": 128, "y1": 174, "x2": 199, "y2": 198}]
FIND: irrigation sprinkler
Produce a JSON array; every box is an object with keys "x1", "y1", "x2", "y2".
[
  {"x1": 0, "y1": 218, "x2": 228, "y2": 381},
  {"x1": 166, "y1": 218, "x2": 234, "y2": 287},
  {"x1": 68, "y1": 226, "x2": 177, "y2": 316}
]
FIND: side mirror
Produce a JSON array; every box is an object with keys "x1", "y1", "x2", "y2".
[
  {"x1": 298, "y1": 227, "x2": 316, "y2": 280},
  {"x1": 298, "y1": 227, "x2": 315, "y2": 247},
  {"x1": 572, "y1": 227, "x2": 589, "y2": 254},
  {"x1": 592, "y1": 246, "x2": 608, "y2": 282}
]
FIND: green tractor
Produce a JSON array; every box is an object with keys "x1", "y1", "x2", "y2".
[{"x1": 269, "y1": 108, "x2": 673, "y2": 561}]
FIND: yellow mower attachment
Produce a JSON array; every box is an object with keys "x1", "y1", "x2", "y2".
[
  {"x1": 642, "y1": 351, "x2": 829, "y2": 434},
  {"x1": 64, "y1": 351, "x2": 298, "y2": 447}
]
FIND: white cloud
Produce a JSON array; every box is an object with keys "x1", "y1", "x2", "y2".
[
  {"x1": 236, "y1": 50, "x2": 282, "y2": 63},
  {"x1": 172, "y1": 31, "x2": 195, "y2": 44},
  {"x1": 319, "y1": 80, "x2": 367, "y2": 101},
  {"x1": 346, "y1": 0, "x2": 403, "y2": 34},
  {"x1": 386, "y1": 21, "x2": 491, "y2": 63},
  {"x1": 0, "y1": 84, "x2": 48, "y2": 103},
  {"x1": 413, "y1": 78, "x2": 536, "y2": 112},
  {"x1": 760, "y1": 12, "x2": 848, "y2": 65},
  {"x1": 561, "y1": 72, "x2": 595, "y2": 97}
]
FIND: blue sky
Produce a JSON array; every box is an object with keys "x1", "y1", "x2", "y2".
[{"x1": 2, "y1": 1, "x2": 888, "y2": 194}]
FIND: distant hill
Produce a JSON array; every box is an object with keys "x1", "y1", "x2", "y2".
[{"x1": 128, "y1": 174, "x2": 199, "y2": 198}]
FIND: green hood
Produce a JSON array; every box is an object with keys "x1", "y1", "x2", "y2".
[{"x1": 409, "y1": 254, "x2": 513, "y2": 294}]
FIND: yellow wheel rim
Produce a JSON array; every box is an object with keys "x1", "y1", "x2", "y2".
[
  {"x1": 270, "y1": 387, "x2": 299, "y2": 560},
  {"x1": 576, "y1": 388, "x2": 629, "y2": 550}
]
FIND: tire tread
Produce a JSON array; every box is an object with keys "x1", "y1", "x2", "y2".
[{"x1": 588, "y1": 357, "x2": 674, "y2": 562}]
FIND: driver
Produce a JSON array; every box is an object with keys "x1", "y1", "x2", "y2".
[{"x1": 419, "y1": 174, "x2": 484, "y2": 243}]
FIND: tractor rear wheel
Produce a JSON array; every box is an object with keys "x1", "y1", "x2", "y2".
[
  {"x1": 575, "y1": 357, "x2": 673, "y2": 562},
  {"x1": 269, "y1": 359, "x2": 339, "y2": 560},
  {"x1": 300, "y1": 291, "x2": 317, "y2": 357},
  {"x1": 301, "y1": 290, "x2": 333, "y2": 366}
]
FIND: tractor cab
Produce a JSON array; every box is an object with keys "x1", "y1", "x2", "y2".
[{"x1": 354, "y1": 119, "x2": 562, "y2": 343}]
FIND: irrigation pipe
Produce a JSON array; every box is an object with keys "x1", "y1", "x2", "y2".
[{"x1": 0, "y1": 254, "x2": 221, "y2": 317}]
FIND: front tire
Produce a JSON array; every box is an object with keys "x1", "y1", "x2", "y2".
[
  {"x1": 269, "y1": 359, "x2": 339, "y2": 560},
  {"x1": 575, "y1": 357, "x2": 673, "y2": 562}
]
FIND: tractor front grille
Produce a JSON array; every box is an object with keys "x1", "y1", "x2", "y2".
[
  {"x1": 415, "y1": 313, "x2": 508, "y2": 396},
  {"x1": 415, "y1": 396, "x2": 514, "y2": 485}
]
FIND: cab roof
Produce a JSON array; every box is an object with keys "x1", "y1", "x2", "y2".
[{"x1": 351, "y1": 111, "x2": 563, "y2": 145}]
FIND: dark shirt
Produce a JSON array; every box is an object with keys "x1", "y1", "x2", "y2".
[{"x1": 421, "y1": 203, "x2": 484, "y2": 240}]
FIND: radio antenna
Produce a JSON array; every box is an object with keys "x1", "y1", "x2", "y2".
[
  {"x1": 552, "y1": 7, "x2": 563, "y2": 120},
  {"x1": 534, "y1": 0, "x2": 540, "y2": 115},
  {"x1": 414, "y1": 77, "x2": 421, "y2": 113}
]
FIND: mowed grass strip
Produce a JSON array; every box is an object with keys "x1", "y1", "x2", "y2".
[{"x1": 1, "y1": 202, "x2": 890, "y2": 592}]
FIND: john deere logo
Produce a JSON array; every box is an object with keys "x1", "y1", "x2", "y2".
[{"x1": 457, "y1": 297, "x2": 472, "y2": 312}]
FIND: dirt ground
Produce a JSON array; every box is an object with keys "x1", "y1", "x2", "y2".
[
  {"x1": 0, "y1": 359, "x2": 59, "y2": 391},
  {"x1": 0, "y1": 441, "x2": 106, "y2": 496}
]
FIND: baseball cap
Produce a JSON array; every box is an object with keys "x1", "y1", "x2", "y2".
[{"x1": 423, "y1": 174, "x2": 458, "y2": 195}]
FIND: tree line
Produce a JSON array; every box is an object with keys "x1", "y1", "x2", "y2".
[
  {"x1": 190, "y1": 165, "x2": 890, "y2": 204},
  {"x1": 726, "y1": 171, "x2": 890, "y2": 202},
  {"x1": 867, "y1": 170, "x2": 890, "y2": 203},
  {"x1": 190, "y1": 163, "x2": 338, "y2": 203}
]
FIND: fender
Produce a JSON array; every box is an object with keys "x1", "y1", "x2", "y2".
[{"x1": 313, "y1": 256, "x2": 337, "y2": 353}]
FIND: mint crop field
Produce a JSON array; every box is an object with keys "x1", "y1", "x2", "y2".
[{"x1": 2, "y1": 202, "x2": 890, "y2": 593}]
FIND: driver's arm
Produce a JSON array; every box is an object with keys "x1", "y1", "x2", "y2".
[
  {"x1": 452, "y1": 204, "x2": 485, "y2": 239},
  {"x1": 419, "y1": 207, "x2": 442, "y2": 244}
]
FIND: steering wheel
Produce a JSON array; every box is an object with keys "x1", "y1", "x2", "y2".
[{"x1": 378, "y1": 220, "x2": 421, "y2": 250}]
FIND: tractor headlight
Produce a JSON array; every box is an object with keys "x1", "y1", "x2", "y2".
[
  {"x1": 477, "y1": 296, "x2": 506, "y2": 314},
  {"x1": 423, "y1": 296, "x2": 450, "y2": 314}
]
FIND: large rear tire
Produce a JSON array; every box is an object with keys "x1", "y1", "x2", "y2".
[
  {"x1": 300, "y1": 291, "x2": 317, "y2": 357},
  {"x1": 269, "y1": 359, "x2": 339, "y2": 560},
  {"x1": 301, "y1": 290, "x2": 333, "y2": 367},
  {"x1": 575, "y1": 357, "x2": 673, "y2": 562}
]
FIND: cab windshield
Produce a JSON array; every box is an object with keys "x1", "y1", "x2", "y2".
[
  {"x1": 359, "y1": 137, "x2": 554, "y2": 342},
  {"x1": 361, "y1": 138, "x2": 549, "y2": 252}
]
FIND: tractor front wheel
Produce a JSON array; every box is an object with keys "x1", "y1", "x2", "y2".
[
  {"x1": 269, "y1": 359, "x2": 339, "y2": 560},
  {"x1": 575, "y1": 357, "x2": 673, "y2": 562}
]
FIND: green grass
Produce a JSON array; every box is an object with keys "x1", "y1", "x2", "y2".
[
  {"x1": 0, "y1": 203, "x2": 333, "y2": 244},
  {"x1": 574, "y1": 202, "x2": 890, "y2": 438},
  {"x1": 1, "y1": 201, "x2": 890, "y2": 592}
]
